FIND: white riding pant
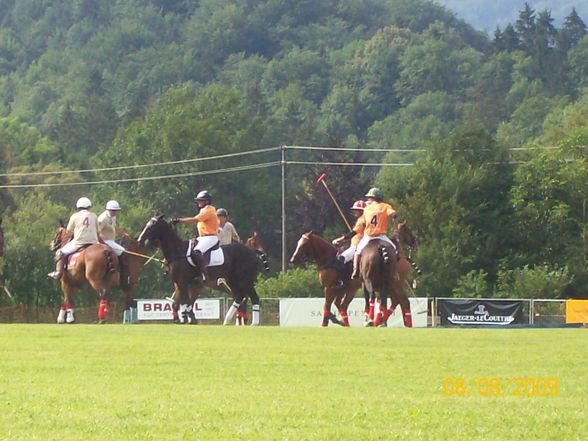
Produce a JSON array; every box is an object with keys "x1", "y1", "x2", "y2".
[
  {"x1": 104, "y1": 239, "x2": 125, "y2": 256},
  {"x1": 340, "y1": 245, "x2": 357, "y2": 263},
  {"x1": 59, "y1": 241, "x2": 80, "y2": 256},
  {"x1": 355, "y1": 234, "x2": 395, "y2": 255},
  {"x1": 195, "y1": 236, "x2": 219, "y2": 254}
]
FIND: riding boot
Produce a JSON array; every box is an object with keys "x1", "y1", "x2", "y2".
[
  {"x1": 351, "y1": 254, "x2": 360, "y2": 279},
  {"x1": 48, "y1": 253, "x2": 65, "y2": 280},
  {"x1": 192, "y1": 251, "x2": 207, "y2": 282}
]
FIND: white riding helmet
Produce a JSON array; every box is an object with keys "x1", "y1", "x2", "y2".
[
  {"x1": 106, "y1": 200, "x2": 121, "y2": 211},
  {"x1": 76, "y1": 197, "x2": 92, "y2": 209}
]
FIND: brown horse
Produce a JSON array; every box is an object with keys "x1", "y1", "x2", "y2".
[
  {"x1": 138, "y1": 215, "x2": 262, "y2": 325},
  {"x1": 50, "y1": 223, "x2": 148, "y2": 324},
  {"x1": 290, "y1": 231, "x2": 360, "y2": 327},
  {"x1": 361, "y1": 221, "x2": 418, "y2": 327},
  {"x1": 50, "y1": 223, "x2": 119, "y2": 323}
]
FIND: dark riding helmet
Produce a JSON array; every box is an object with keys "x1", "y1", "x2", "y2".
[
  {"x1": 365, "y1": 187, "x2": 383, "y2": 201},
  {"x1": 194, "y1": 190, "x2": 212, "y2": 204}
]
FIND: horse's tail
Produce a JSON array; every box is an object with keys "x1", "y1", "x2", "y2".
[
  {"x1": 407, "y1": 255, "x2": 422, "y2": 275},
  {"x1": 255, "y1": 250, "x2": 270, "y2": 273},
  {"x1": 103, "y1": 249, "x2": 116, "y2": 273}
]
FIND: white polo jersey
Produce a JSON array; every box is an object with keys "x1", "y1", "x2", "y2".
[
  {"x1": 98, "y1": 210, "x2": 117, "y2": 241},
  {"x1": 67, "y1": 210, "x2": 99, "y2": 247}
]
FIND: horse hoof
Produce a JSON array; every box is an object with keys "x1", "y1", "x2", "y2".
[
  {"x1": 364, "y1": 320, "x2": 374, "y2": 327},
  {"x1": 378, "y1": 322, "x2": 387, "y2": 328}
]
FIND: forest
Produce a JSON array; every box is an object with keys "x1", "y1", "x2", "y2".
[{"x1": 0, "y1": 0, "x2": 587, "y2": 306}]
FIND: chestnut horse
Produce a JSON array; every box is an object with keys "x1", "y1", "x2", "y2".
[
  {"x1": 361, "y1": 221, "x2": 418, "y2": 327},
  {"x1": 290, "y1": 231, "x2": 361, "y2": 327},
  {"x1": 50, "y1": 223, "x2": 119, "y2": 323},
  {"x1": 138, "y1": 215, "x2": 261, "y2": 325},
  {"x1": 50, "y1": 223, "x2": 148, "y2": 323}
]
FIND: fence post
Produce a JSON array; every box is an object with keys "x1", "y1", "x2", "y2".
[{"x1": 529, "y1": 299, "x2": 534, "y2": 325}]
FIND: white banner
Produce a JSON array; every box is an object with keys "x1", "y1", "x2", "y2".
[
  {"x1": 279, "y1": 297, "x2": 428, "y2": 327},
  {"x1": 136, "y1": 299, "x2": 220, "y2": 321}
]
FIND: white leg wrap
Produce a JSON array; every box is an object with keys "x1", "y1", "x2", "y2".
[
  {"x1": 57, "y1": 308, "x2": 66, "y2": 324},
  {"x1": 251, "y1": 304, "x2": 260, "y2": 326},
  {"x1": 66, "y1": 308, "x2": 75, "y2": 324},
  {"x1": 224, "y1": 302, "x2": 239, "y2": 325},
  {"x1": 123, "y1": 310, "x2": 130, "y2": 324}
]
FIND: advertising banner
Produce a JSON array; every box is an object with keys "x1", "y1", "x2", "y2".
[
  {"x1": 136, "y1": 298, "x2": 220, "y2": 321},
  {"x1": 565, "y1": 299, "x2": 588, "y2": 324},
  {"x1": 438, "y1": 299, "x2": 524, "y2": 326},
  {"x1": 279, "y1": 297, "x2": 428, "y2": 327}
]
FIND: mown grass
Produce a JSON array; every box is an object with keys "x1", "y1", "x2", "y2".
[{"x1": 0, "y1": 325, "x2": 586, "y2": 440}]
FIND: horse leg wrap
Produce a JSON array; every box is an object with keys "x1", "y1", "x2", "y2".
[
  {"x1": 123, "y1": 310, "x2": 130, "y2": 324},
  {"x1": 224, "y1": 302, "x2": 239, "y2": 325},
  {"x1": 374, "y1": 311, "x2": 382, "y2": 327},
  {"x1": 321, "y1": 309, "x2": 330, "y2": 327},
  {"x1": 65, "y1": 304, "x2": 75, "y2": 323},
  {"x1": 339, "y1": 308, "x2": 349, "y2": 327},
  {"x1": 57, "y1": 307, "x2": 66, "y2": 324},
  {"x1": 368, "y1": 300, "x2": 375, "y2": 320},
  {"x1": 98, "y1": 299, "x2": 109, "y2": 321},
  {"x1": 251, "y1": 304, "x2": 260, "y2": 326}
]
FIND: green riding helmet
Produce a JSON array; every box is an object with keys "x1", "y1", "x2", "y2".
[{"x1": 365, "y1": 187, "x2": 383, "y2": 201}]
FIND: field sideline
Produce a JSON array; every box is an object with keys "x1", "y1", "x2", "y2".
[{"x1": 0, "y1": 325, "x2": 585, "y2": 440}]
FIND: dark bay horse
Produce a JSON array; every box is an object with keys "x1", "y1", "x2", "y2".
[
  {"x1": 290, "y1": 231, "x2": 360, "y2": 327},
  {"x1": 50, "y1": 223, "x2": 119, "y2": 323},
  {"x1": 361, "y1": 221, "x2": 418, "y2": 327},
  {"x1": 138, "y1": 215, "x2": 261, "y2": 325}
]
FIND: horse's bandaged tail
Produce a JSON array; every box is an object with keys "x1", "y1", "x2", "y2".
[{"x1": 103, "y1": 249, "x2": 116, "y2": 273}]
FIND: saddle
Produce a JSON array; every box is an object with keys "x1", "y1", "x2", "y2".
[
  {"x1": 321, "y1": 257, "x2": 352, "y2": 288},
  {"x1": 186, "y1": 239, "x2": 224, "y2": 268},
  {"x1": 65, "y1": 245, "x2": 116, "y2": 273},
  {"x1": 64, "y1": 245, "x2": 91, "y2": 270}
]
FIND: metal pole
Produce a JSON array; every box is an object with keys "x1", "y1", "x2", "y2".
[{"x1": 281, "y1": 145, "x2": 287, "y2": 272}]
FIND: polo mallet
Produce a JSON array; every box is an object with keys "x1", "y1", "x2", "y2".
[{"x1": 316, "y1": 173, "x2": 353, "y2": 231}]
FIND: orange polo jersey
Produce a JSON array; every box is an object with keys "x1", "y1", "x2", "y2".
[
  {"x1": 195, "y1": 205, "x2": 219, "y2": 236},
  {"x1": 351, "y1": 217, "x2": 366, "y2": 246},
  {"x1": 362, "y1": 202, "x2": 396, "y2": 236}
]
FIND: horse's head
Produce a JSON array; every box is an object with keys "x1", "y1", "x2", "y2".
[
  {"x1": 138, "y1": 215, "x2": 169, "y2": 249},
  {"x1": 245, "y1": 232, "x2": 266, "y2": 254},
  {"x1": 397, "y1": 221, "x2": 419, "y2": 250},
  {"x1": 50, "y1": 220, "x2": 70, "y2": 252},
  {"x1": 289, "y1": 231, "x2": 314, "y2": 265}
]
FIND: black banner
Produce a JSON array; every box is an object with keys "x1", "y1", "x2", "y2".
[{"x1": 439, "y1": 299, "x2": 525, "y2": 326}]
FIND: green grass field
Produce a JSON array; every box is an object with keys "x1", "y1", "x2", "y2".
[{"x1": 0, "y1": 325, "x2": 586, "y2": 440}]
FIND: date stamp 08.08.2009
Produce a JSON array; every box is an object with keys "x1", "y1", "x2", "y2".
[{"x1": 443, "y1": 377, "x2": 559, "y2": 398}]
